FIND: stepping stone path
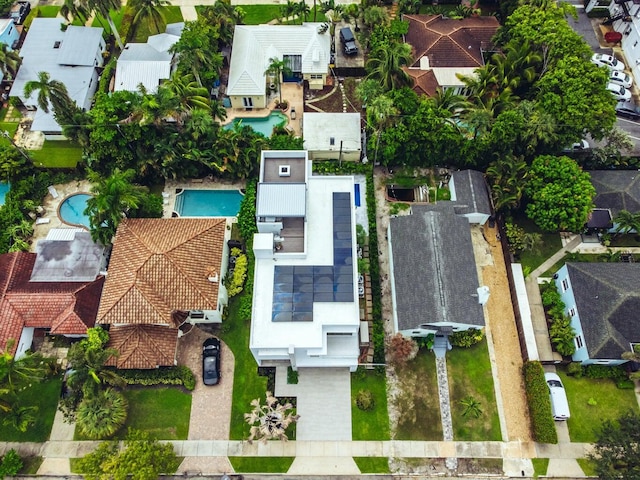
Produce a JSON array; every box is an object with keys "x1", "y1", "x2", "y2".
[
  {"x1": 436, "y1": 356, "x2": 458, "y2": 472},
  {"x1": 339, "y1": 81, "x2": 347, "y2": 112}
]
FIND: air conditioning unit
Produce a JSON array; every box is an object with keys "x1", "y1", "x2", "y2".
[{"x1": 279, "y1": 165, "x2": 291, "y2": 177}]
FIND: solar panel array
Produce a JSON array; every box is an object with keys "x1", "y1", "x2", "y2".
[{"x1": 272, "y1": 192, "x2": 354, "y2": 322}]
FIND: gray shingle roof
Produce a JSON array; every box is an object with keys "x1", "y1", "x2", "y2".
[
  {"x1": 589, "y1": 170, "x2": 640, "y2": 216},
  {"x1": 567, "y1": 262, "x2": 640, "y2": 359},
  {"x1": 389, "y1": 204, "x2": 485, "y2": 331},
  {"x1": 450, "y1": 170, "x2": 491, "y2": 216}
]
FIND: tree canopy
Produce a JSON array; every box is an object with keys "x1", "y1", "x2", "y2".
[{"x1": 589, "y1": 410, "x2": 640, "y2": 480}]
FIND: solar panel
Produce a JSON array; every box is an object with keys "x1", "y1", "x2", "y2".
[{"x1": 271, "y1": 190, "x2": 356, "y2": 321}]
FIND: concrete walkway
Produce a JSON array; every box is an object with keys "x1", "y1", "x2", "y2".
[{"x1": 180, "y1": 5, "x2": 198, "y2": 21}]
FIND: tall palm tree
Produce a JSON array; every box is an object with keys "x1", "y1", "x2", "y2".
[
  {"x1": 265, "y1": 57, "x2": 292, "y2": 105},
  {"x1": 76, "y1": 388, "x2": 128, "y2": 439},
  {"x1": 486, "y1": 155, "x2": 528, "y2": 212},
  {"x1": 87, "y1": 0, "x2": 125, "y2": 49},
  {"x1": 23, "y1": 71, "x2": 79, "y2": 124},
  {"x1": 280, "y1": 0, "x2": 296, "y2": 22},
  {"x1": 295, "y1": 0, "x2": 310, "y2": 23},
  {"x1": 0, "y1": 44, "x2": 21, "y2": 82},
  {"x1": 129, "y1": 0, "x2": 169, "y2": 36},
  {"x1": 614, "y1": 210, "x2": 640, "y2": 236},
  {"x1": 60, "y1": 0, "x2": 90, "y2": 24},
  {"x1": 161, "y1": 73, "x2": 211, "y2": 113},
  {"x1": 0, "y1": 341, "x2": 48, "y2": 394},
  {"x1": 366, "y1": 41, "x2": 412, "y2": 92},
  {"x1": 431, "y1": 88, "x2": 469, "y2": 117},
  {"x1": 85, "y1": 168, "x2": 148, "y2": 245},
  {"x1": 170, "y1": 31, "x2": 223, "y2": 87},
  {"x1": 245, "y1": 391, "x2": 300, "y2": 443}
]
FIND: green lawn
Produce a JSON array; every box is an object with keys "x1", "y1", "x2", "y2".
[
  {"x1": 558, "y1": 370, "x2": 638, "y2": 443},
  {"x1": 30, "y1": 141, "x2": 83, "y2": 168},
  {"x1": 132, "y1": 7, "x2": 184, "y2": 42},
  {"x1": 512, "y1": 214, "x2": 562, "y2": 273},
  {"x1": 0, "y1": 377, "x2": 61, "y2": 442},
  {"x1": 353, "y1": 457, "x2": 390, "y2": 473},
  {"x1": 0, "y1": 122, "x2": 19, "y2": 148},
  {"x1": 117, "y1": 387, "x2": 191, "y2": 440},
  {"x1": 241, "y1": 5, "x2": 283, "y2": 24},
  {"x1": 542, "y1": 253, "x2": 609, "y2": 277},
  {"x1": 447, "y1": 340, "x2": 502, "y2": 441},
  {"x1": 532, "y1": 458, "x2": 549, "y2": 478},
  {"x1": 394, "y1": 349, "x2": 442, "y2": 440},
  {"x1": 351, "y1": 368, "x2": 390, "y2": 440},
  {"x1": 228, "y1": 457, "x2": 294, "y2": 473},
  {"x1": 20, "y1": 456, "x2": 43, "y2": 475},
  {"x1": 91, "y1": 9, "x2": 126, "y2": 34},
  {"x1": 576, "y1": 457, "x2": 598, "y2": 476},
  {"x1": 219, "y1": 291, "x2": 268, "y2": 440}
]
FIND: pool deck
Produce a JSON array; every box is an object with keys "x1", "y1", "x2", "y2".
[
  {"x1": 163, "y1": 179, "x2": 245, "y2": 219},
  {"x1": 31, "y1": 180, "x2": 93, "y2": 249},
  {"x1": 223, "y1": 82, "x2": 304, "y2": 137}
]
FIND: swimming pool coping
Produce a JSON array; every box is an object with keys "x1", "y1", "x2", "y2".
[
  {"x1": 172, "y1": 188, "x2": 245, "y2": 218},
  {"x1": 57, "y1": 192, "x2": 93, "y2": 230}
]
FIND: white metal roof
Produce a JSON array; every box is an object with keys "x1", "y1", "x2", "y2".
[
  {"x1": 256, "y1": 183, "x2": 306, "y2": 217},
  {"x1": 147, "y1": 33, "x2": 180, "y2": 53},
  {"x1": 228, "y1": 23, "x2": 331, "y2": 97},
  {"x1": 114, "y1": 44, "x2": 173, "y2": 93},
  {"x1": 303, "y1": 113, "x2": 361, "y2": 153},
  {"x1": 58, "y1": 25, "x2": 104, "y2": 66},
  {"x1": 431, "y1": 67, "x2": 476, "y2": 87}
]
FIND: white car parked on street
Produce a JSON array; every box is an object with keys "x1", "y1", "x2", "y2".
[
  {"x1": 610, "y1": 70, "x2": 633, "y2": 89},
  {"x1": 607, "y1": 82, "x2": 632, "y2": 101},
  {"x1": 591, "y1": 53, "x2": 625, "y2": 71},
  {"x1": 545, "y1": 372, "x2": 570, "y2": 421}
]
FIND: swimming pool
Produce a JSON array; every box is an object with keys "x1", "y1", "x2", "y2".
[
  {"x1": 58, "y1": 193, "x2": 92, "y2": 228},
  {"x1": 225, "y1": 111, "x2": 288, "y2": 137},
  {"x1": 0, "y1": 182, "x2": 9, "y2": 206},
  {"x1": 175, "y1": 189, "x2": 244, "y2": 217}
]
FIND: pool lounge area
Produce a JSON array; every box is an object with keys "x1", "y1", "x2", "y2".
[{"x1": 174, "y1": 189, "x2": 244, "y2": 217}]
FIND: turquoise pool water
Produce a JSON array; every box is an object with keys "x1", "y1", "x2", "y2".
[
  {"x1": 225, "y1": 111, "x2": 288, "y2": 137},
  {"x1": 175, "y1": 189, "x2": 243, "y2": 217},
  {"x1": 59, "y1": 193, "x2": 91, "y2": 228},
  {"x1": 0, "y1": 182, "x2": 9, "y2": 206}
]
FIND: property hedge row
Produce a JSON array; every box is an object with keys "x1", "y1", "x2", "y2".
[
  {"x1": 117, "y1": 366, "x2": 196, "y2": 391},
  {"x1": 523, "y1": 361, "x2": 558, "y2": 444}
]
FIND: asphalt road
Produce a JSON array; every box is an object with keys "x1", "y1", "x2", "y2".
[{"x1": 617, "y1": 117, "x2": 640, "y2": 154}]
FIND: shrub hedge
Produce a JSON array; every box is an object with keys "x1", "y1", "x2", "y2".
[
  {"x1": 584, "y1": 364, "x2": 627, "y2": 381},
  {"x1": 117, "y1": 366, "x2": 196, "y2": 391},
  {"x1": 522, "y1": 361, "x2": 558, "y2": 444},
  {"x1": 449, "y1": 328, "x2": 484, "y2": 348}
]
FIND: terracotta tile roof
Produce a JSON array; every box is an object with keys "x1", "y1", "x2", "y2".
[
  {"x1": 405, "y1": 68, "x2": 439, "y2": 97},
  {"x1": 98, "y1": 218, "x2": 227, "y2": 327},
  {"x1": 0, "y1": 252, "x2": 104, "y2": 355},
  {"x1": 404, "y1": 14, "x2": 499, "y2": 68},
  {"x1": 106, "y1": 324, "x2": 178, "y2": 369}
]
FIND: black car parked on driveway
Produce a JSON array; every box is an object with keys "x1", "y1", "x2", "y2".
[
  {"x1": 616, "y1": 100, "x2": 640, "y2": 121},
  {"x1": 202, "y1": 338, "x2": 221, "y2": 386}
]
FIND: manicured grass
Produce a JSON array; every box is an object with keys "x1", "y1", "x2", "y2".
[
  {"x1": 30, "y1": 141, "x2": 83, "y2": 168},
  {"x1": 558, "y1": 370, "x2": 638, "y2": 443},
  {"x1": 542, "y1": 253, "x2": 609, "y2": 277},
  {"x1": 132, "y1": 7, "x2": 184, "y2": 42},
  {"x1": 20, "y1": 456, "x2": 43, "y2": 475},
  {"x1": 353, "y1": 457, "x2": 390, "y2": 473},
  {"x1": 394, "y1": 349, "x2": 442, "y2": 440},
  {"x1": 241, "y1": 5, "x2": 282, "y2": 24},
  {"x1": 117, "y1": 387, "x2": 191, "y2": 440},
  {"x1": 447, "y1": 339, "x2": 502, "y2": 441},
  {"x1": 351, "y1": 368, "x2": 390, "y2": 440},
  {"x1": 91, "y1": 9, "x2": 126, "y2": 34},
  {"x1": 0, "y1": 122, "x2": 19, "y2": 148},
  {"x1": 228, "y1": 457, "x2": 294, "y2": 473},
  {"x1": 512, "y1": 214, "x2": 562, "y2": 273},
  {"x1": 29, "y1": 5, "x2": 60, "y2": 18},
  {"x1": 532, "y1": 458, "x2": 549, "y2": 478},
  {"x1": 0, "y1": 377, "x2": 61, "y2": 442},
  {"x1": 577, "y1": 457, "x2": 598, "y2": 476},
  {"x1": 219, "y1": 291, "x2": 268, "y2": 440}
]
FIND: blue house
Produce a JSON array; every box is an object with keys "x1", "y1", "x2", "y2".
[
  {"x1": 0, "y1": 18, "x2": 19, "y2": 83},
  {"x1": 554, "y1": 262, "x2": 640, "y2": 365}
]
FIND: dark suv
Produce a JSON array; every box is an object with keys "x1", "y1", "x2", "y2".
[
  {"x1": 340, "y1": 27, "x2": 358, "y2": 55},
  {"x1": 10, "y1": 1, "x2": 30, "y2": 25},
  {"x1": 616, "y1": 100, "x2": 640, "y2": 120}
]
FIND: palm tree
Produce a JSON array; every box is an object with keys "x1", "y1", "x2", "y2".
[
  {"x1": 129, "y1": 0, "x2": 169, "y2": 36},
  {"x1": 0, "y1": 341, "x2": 48, "y2": 394},
  {"x1": 85, "y1": 168, "x2": 148, "y2": 245},
  {"x1": 294, "y1": 0, "x2": 310, "y2": 23},
  {"x1": 87, "y1": 0, "x2": 125, "y2": 49},
  {"x1": 162, "y1": 74, "x2": 211, "y2": 113},
  {"x1": 170, "y1": 33, "x2": 223, "y2": 87},
  {"x1": 23, "y1": 71, "x2": 79, "y2": 124},
  {"x1": 614, "y1": 210, "x2": 640, "y2": 235},
  {"x1": 366, "y1": 41, "x2": 412, "y2": 92},
  {"x1": 265, "y1": 57, "x2": 292, "y2": 106},
  {"x1": 431, "y1": 88, "x2": 469, "y2": 117},
  {"x1": 0, "y1": 44, "x2": 21, "y2": 82},
  {"x1": 244, "y1": 391, "x2": 300, "y2": 443},
  {"x1": 60, "y1": 0, "x2": 90, "y2": 24},
  {"x1": 76, "y1": 388, "x2": 128, "y2": 439},
  {"x1": 280, "y1": 0, "x2": 296, "y2": 22},
  {"x1": 486, "y1": 155, "x2": 528, "y2": 212},
  {"x1": 2, "y1": 405, "x2": 38, "y2": 432},
  {"x1": 460, "y1": 396, "x2": 482, "y2": 418},
  {"x1": 7, "y1": 220, "x2": 33, "y2": 242}
]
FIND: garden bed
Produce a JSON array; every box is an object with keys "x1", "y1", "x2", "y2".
[{"x1": 351, "y1": 367, "x2": 390, "y2": 440}]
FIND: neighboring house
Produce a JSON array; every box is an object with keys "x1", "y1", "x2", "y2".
[
  {"x1": 114, "y1": 23, "x2": 184, "y2": 93},
  {"x1": 554, "y1": 262, "x2": 640, "y2": 365},
  {"x1": 606, "y1": 0, "x2": 640, "y2": 81},
  {"x1": 10, "y1": 18, "x2": 105, "y2": 136},
  {"x1": 388, "y1": 204, "x2": 487, "y2": 339},
  {"x1": 402, "y1": 14, "x2": 499, "y2": 97},
  {"x1": 227, "y1": 23, "x2": 331, "y2": 109},
  {"x1": 97, "y1": 218, "x2": 229, "y2": 369},
  {"x1": 449, "y1": 169, "x2": 492, "y2": 225},
  {"x1": 587, "y1": 170, "x2": 640, "y2": 229},
  {"x1": 303, "y1": 112, "x2": 361, "y2": 162},
  {"x1": 0, "y1": 18, "x2": 20, "y2": 84},
  {"x1": 250, "y1": 150, "x2": 361, "y2": 371},
  {"x1": 0, "y1": 230, "x2": 105, "y2": 358}
]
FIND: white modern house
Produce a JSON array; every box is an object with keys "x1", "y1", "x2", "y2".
[
  {"x1": 606, "y1": 0, "x2": 640, "y2": 79},
  {"x1": 303, "y1": 112, "x2": 362, "y2": 162},
  {"x1": 10, "y1": 18, "x2": 105, "y2": 136},
  {"x1": 227, "y1": 23, "x2": 331, "y2": 109},
  {"x1": 114, "y1": 23, "x2": 184, "y2": 93},
  {"x1": 249, "y1": 150, "x2": 361, "y2": 371}
]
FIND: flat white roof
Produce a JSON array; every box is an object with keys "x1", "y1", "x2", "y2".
[
  {"x1": 250, "y1": 174, "x2": 359, "y2": 351},
  {"x1": 256, "y1": 183, "x2": 306, "y2": 217},
  {"x1": 303, "y1": 112, "x2": 361, "y2": 153}
]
